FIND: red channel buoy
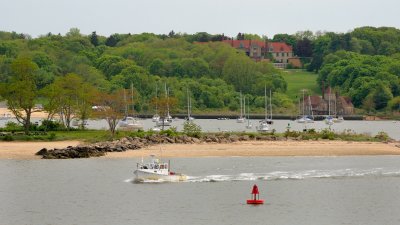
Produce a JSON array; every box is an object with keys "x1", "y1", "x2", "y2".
[{"x1": 246, "y1": 184, "x2": 264, "y2": 204}]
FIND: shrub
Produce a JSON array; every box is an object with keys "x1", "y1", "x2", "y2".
[
  {"x1": 183, "y1": 121, "x2": 202, "y2": 138},
  {"x1": 320, "y1": 129, "x2": 335, "y2": 140},
  {"x1": 374, "y1": 131, "x2": 390, "y2": 141},
  {"x1": 39, "y1": 120, "x2": 65, "y2": 131},
  {"x1": 160, "y1": 127, "x2": 179, "y2": 137},
  {"x1": 47, "y1": 132, "x2": 57, "y2": 140},
  {"x1": 2, "y1": 135, "x2": 14, "y2": 141},
  {"x1": 4, "y1": 121, "x2": 22, "y2": 131}
]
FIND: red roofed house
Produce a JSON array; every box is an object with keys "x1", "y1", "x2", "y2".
[
  {"x1": 221, "y1": 40, "x2": 296, "y2": 68},
  {"x1": 222, "y1": 40, "x2": 268, "y2": 61}
]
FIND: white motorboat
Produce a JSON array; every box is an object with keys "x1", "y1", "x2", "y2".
[
  {"x1": 134, "y1": 155, "x2": 187, "y2": 182},
  {"x1": 324, "y1": 116, "x2": 334, "y2": 125},
  {"x1": 256, "y1": 121, "x2": 270, "y2": 132},
  {"x1": 156, "y1": 117, "x2": 172, "y2": 126},
  {"x1": 118, "y1": 117, "x2": 143, "y2": 131},
  {"x1": 334, "y1": 116, "x2": 344, "y2": 123},
  {"x1": 296, "y1": 115, "x2": 314, "y2": 123},
  {"x1": 152, "y1": 114, "x2": 160, "y2": 122}
]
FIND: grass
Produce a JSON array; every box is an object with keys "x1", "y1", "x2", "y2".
[{"x1": 281, "y1": 69, "x2": 321, "y2": 100}]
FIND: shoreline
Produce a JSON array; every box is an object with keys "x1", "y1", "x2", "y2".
[{"x1": 0, "y1": 140, "x2": 399, "y2": 160}]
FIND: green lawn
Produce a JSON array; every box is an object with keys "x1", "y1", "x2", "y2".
[{"x1": 281, "y1": 69, "x2": 321, "y2": 100}]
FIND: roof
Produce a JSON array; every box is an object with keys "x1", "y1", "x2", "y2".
[
  {"x1": 222, "y1": 40, "x2": 267, "y2": 49},
  {"x1": 268, "y1": 42, "x2": 292, "y2": 52},
  {"x1": 309, "y1": 96, "x2": 322, "y2": 107}
]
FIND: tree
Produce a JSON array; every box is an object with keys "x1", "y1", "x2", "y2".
[
  {"x1": 0, "y1": 57, "x2": 39, "y2": 134},
  {"x1": 93, "y1": 89, "x2": 126, "y2": 136},
  {"x1": 90, "y1": 31, "x2": 99, "y2": 46},
  {"x1": 52, "y1": 73, "x2": 85, "y2": 130},
  {"x1": 295, "y1": 38, "x2": 312, "y2": 57},
  {"x1": 66, "y1": 28, "x2": 81, "y2": 38},
  {"x1": 75, "y1": 83, "x2": 98, "y2": 129},
  {"x1": 105, "y1": 34, "x2": 119, "y2": 47}
]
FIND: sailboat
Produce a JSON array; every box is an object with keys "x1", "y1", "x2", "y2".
[
  {"x1": 245, "y1": 96, "x2": 252, "y2": 129},
  {"x1": 152, "y1": 85, "x2": 160, "y2": 122},
  {"x1": 185, "y1": 88, "x2": 195, "y2": 121},
  {"x1": 324, "y1": 88, "x2": 334, "y2": 125},
  {"x1": 156, "y1": 83, "x2": 173, "y2": 126},
  {"x1": 119, "y1": 84, "x2": 143, "y2": 131},
  {"x1": 237, "y1": 91, "x2": 245, "y2": 123},
  {"x1": 333, "y1": 93, "x2": 344, "y2": 123},
  {"x1": 296, "y1": 90, "x2": 314, "y2": 123},
  {"x1": 257, "y1": 86, "x2": 270, "y2": 132}
]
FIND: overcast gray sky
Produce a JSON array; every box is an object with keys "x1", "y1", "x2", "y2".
[{"x1": 1, "y1": 0, "x2": 399, "y2": 37}]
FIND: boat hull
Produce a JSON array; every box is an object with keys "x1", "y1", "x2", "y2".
[{"x1": 134, "y1": 170, "x2": 187, "y2": 182}]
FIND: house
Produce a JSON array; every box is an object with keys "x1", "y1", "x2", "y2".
[
  {"x1": 221, "y1": 40, "x2": 268, "y2": 61},
  {"x1": 220, "y1": 40, "x2": 298, "y2": 68},
  {"x1": 300, "y1": 87, "x2": 354, "y2": 115}
]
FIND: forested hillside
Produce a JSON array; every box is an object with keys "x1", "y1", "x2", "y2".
[
  {"x1": 0, "y1": 29, "x2": 289, "y2": 115},
  {"x1": 271, "y1": 27, "x2": 400, "y2": 112},
  {"x1": 1, "y1": 26, "x2": 400, "y2": 117}
]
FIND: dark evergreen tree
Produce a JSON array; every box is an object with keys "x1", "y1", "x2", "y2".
[
  {"x1": 90, "y1": 31, "x2": 99, "y2": 46},
  {"x1": 105, "y1": 34, "x2": 118, "y2": 47}
]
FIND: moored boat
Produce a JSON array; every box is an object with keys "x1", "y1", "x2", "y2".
[{"x1": 134, "y1": 155, "x2": 187, "y2": 182}]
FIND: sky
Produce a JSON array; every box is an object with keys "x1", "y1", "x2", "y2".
[{"x1": 1, "y1": 0, "x2": 400, "y2": 38}]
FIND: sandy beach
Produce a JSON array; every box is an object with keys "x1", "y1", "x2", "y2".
[
  {"x1": 0, "y1": 107, "x2": 49, "y2": 119},
  {"x1": 104, "y1": 141, "x2": 400, "y2": 158},
  {"x1": 1, "y1": 140, "x2": 399, "y2": 160},
  {"x1": 0, "y1": 141, "x2": 81, "y2": 159}
]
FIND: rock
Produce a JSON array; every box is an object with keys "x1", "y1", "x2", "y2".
[
  {"x1": 229, "y1": 135, "x2": 239, "y2": 142},
  {"x1": 192, "y1": 137, "x2": 201, "y2": 144},
  {"x1": 36, "y1": 148, "x2": 48, "y2": 156},
  {"x1": 239, "y1": 135, "x2": 250, "y2": 141}
]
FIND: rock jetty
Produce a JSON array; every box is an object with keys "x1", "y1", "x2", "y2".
[{"x1": 36, "y1": 134, "x2": 287, "y2": 159}]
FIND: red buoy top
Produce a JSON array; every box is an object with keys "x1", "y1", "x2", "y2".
[{"x1": 251, "y1": 184, "x2": 259, "y2": 194}]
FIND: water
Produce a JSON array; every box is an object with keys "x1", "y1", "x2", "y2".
[
  {"x1": 2, "y1": 156, "x2": 400, "y2": 225},
  {"x1": 2, "y1": 118, "x2": 399, "y2": 140}
]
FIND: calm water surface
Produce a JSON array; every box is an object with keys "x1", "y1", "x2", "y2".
[
  {"x1": 2, "y1": 118, "x2": 399, "y2": 140},
  {"x1": 1, "y1": 156, "x2": 400, "y2": 225}
]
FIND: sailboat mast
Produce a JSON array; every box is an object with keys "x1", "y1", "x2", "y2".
[
  {"x1": 131, "y1": 82, "x2": 134, "y2": 117},
  {"x1": 264, "y1": 86, "x2": 267, "y2": 120},
  {"x1": 309, "y1": 95, "x2": 314, "y2": 119},
  {"x1": 269, "y1": 89, "x2": 272, "y2": 120},
  {"x1": 302, "y1": 89, "x2": 305, "y2": 117},
  {"x1": 247, "y1": 96, "x2": 250, "y2": 125},
  {"x1": 243, "y1": 96, "x2": 245, "y2": 118},
  {"x1": 187, "y1": 88, "x2": 190, "y2": 119},
  {"x1": 328, "y1": 87, "x2": 331, "y2": 116},
  {"x1": 123, "y1": 89, "x2": 128, "y2": 117},
  {"x1": 155, "y1": 84, "x2": 158, "y2": 114},
  {"x1": 240, "y1": 91, "x2": 243, "y2": 118}
]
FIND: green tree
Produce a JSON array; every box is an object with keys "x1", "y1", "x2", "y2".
[
  {"x1": 90, "y1": 31, "x2": 99, "y2": 46},
  {"x1": 93, "y1": 89, "x2": 126, "y2": 136},
  {"x1": 0, "y1": 57, "x2": 39, "y2": 134}
]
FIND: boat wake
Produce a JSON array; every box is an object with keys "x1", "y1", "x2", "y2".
[
  {"x1": 185, "y1": 168, "x2": 400, "y2": 183},
  {"x1": 126, "y1": 168, "x2": 400, "y2": 183}
]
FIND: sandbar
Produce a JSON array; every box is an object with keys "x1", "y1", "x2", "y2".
[{"x1": 1, "y1": 140, "x2": 399, "y2": 160}]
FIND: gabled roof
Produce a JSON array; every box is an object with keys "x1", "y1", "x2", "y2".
[{"x1": 268, "y1": 42, "x2": 292, "y2": 52}]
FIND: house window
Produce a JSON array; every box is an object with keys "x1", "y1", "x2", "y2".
[
  {"x1": 276, "y1": 53, "x2": 279, "y2": 57},
  {"x1": 287, "y1": 52, "x2": 289, "y2": 57},
  {"x1": 281, "y1": 52, "x2": 284, "y2": 57}
]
